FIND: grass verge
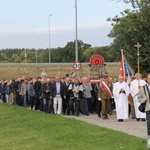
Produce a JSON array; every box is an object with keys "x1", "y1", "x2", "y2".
[{"x1": 0, "y1": 103, "x2": 147, "y2": 150}]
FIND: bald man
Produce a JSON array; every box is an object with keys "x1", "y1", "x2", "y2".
[{"x1": 130, "y1": 73, "x2": 146, "y2": 121}]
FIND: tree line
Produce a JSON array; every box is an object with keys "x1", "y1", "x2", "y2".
[{"x1": 0, "y1": 41, "x2": 120, "y2": 63}]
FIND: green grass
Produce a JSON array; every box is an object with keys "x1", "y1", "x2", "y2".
[{"x1": 0, "y1": 103, "x2": 147, "y2": 150}]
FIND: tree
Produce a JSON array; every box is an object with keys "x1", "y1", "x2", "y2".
[
  {"x1": 118, "y1": 0, "x2": 150, "y2": 9},
  {"x1": 82, "y1": 46, "x2": 120, "y2": 62},
  {"x1": 55, "y1": 40, "x2": 91, "y2": 62},
  {"x1": 108, "y1": 0, "x2": 150, "y2": 74}
]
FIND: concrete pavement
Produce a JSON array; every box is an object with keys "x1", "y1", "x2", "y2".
[{"x1": 65, "y1": 112, "x2": 147, "y2": 139}]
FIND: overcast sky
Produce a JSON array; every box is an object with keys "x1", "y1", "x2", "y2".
[{"x1": 0, "y1": 0, "x2": 132, "y2": 49}]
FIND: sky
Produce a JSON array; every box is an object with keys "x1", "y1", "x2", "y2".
[{"x1": 0, "y1": 0, "x2": 132, "y2": 49}]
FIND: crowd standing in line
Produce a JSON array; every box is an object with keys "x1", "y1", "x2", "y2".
[{"x1": 0, "y1": 69, "x2": 149, "y2": 125}]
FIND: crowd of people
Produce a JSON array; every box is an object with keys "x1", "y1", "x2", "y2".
[{"x1": 0, "y1": 69, "x2": 149, "y2": 124}]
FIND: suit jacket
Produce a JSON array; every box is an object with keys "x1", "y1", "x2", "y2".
[
  {"x1": 63, "y1": 82, "x2": 70, "y2": 100},
  {"x1": 138, "y1": 84, "x2": 150, "y2": 111},
  {"x1": 50, "y1": 81, "x2": 66, "y2": 98},
  {"x1": 34, "y1": 81, "x2": 41, "y2": 93},
  {"x1": 41, "y1": 83, "x2": 51, "y2": 99}
]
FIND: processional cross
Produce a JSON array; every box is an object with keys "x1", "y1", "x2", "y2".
[{"x1": 135, "y1": 42, "x2": 142, "y2": 74}]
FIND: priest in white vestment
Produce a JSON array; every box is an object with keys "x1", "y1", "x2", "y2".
[
  {"x1": 130, "y1": 73, "x2": 146, "y2": 121},
  {"x1": 113, "y1": 75, "x2": 130, "y2": 122}
]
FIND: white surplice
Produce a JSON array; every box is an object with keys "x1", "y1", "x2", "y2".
[
  {"x1": 113, "y1": 81, "x2": 130, "y2": 120},
  {"x1": 130, "y1": 79, "x2": 146, "y2": 118}
]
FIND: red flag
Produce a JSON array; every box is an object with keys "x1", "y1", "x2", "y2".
[{"x1": 119, "y1": 50, "x2": 125, "y2": 78}]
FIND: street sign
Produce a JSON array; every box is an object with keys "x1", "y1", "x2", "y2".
[{"x1": 73, "y1": 62, "x2": 82, "y2": 70}]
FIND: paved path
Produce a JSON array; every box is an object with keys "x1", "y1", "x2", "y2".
[{"x1": 65, "y1": 112, "x2": 147, "y2": 139}]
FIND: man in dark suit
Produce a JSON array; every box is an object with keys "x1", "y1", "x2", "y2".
[
  {"x1": 50, "y1": 77, "x2": 66, "y2": 115},
  {"x1": 41, "y1": 78, "x2": 51, "y2": 113},
  {"x1": 34, "y1": 77, "x2": 41, "y2": 111},
  {"x1": 62, "y1": 77, "x2": 71, "y2": 115}
]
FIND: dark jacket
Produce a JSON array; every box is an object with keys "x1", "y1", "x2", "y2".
[
  {"x1": 4, "y1": 85, "x2": 10, "y2": 95},
  {"x1": 63, "y1": 82, "x2": 70, "y2": 100},
  {"x1": 10, "y1": 82, "x2": 15, "y2": 93},
  {"x1": 42, "y1": 82, "x2": 51, "y2": 99},
  {"x1": 50, "y1": 81, "x2": 66, "y2": 98},
  {"x1": 34, "y1": 81, "x2": 41, "y2": 93}
]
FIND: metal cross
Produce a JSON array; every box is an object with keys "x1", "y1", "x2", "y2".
[{"x1": 135, "y1": 42, "x2": 142, "y2": 74}]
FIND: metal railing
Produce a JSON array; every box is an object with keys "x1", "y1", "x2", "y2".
[{"x1": 0, "y1": 62, "x2": 119, "y2": 67}]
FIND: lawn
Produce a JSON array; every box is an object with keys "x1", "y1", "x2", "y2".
[{"x1": 0, "y1": 103, "x2": 147, "y2": 150}]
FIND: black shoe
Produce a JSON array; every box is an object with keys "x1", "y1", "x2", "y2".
[
  {"x1": 109, "y1": 112, "x2": 112, "y2": 115},
  {"x1": 98, "y1": 114, "x2": 101, "y2": 118},
  {"x1": 136, "y1": 118, "x2": 140, "y2": 121},
  {"x1": 118, "y1": 119, "x2": 123, "y2": 122},
  {"x1": 141, "y1": 118, "x2": 146, "y2": 121},
  {"x1": 85, "y1": 113, "x2": 89, "y2": 116},
  {"x1": 71, "y1": 112, "x2": 74, "y2": 116}
]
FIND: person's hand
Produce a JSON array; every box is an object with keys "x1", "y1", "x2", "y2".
[
  {"x1": 98, "y1": 98, "x2": 101, "y2": 101},
  {"x1": 73, "y1": 89, "x2": 78, "y2": 94},
  {"x1": 120, "y1": 88, "x2": 124, "y2": 92},
  {"x1": 46, "y1": 90, "x2": 50, "y2": 93},
  {"x1": 143, "y1": 96, "x2": 148, "y2": 102}
]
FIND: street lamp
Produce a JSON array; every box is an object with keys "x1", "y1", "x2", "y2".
[
  {"x1": 35, "y1": 50, "x2": 37, "y2": 65},
  {"x1": 49, "y1": 14, "x2": 52, "y2": 63},
  {"x1": 25, "y1": 50, "x2": 27, "y2": 63},
  {"x1": 75, "y1": 0, "x2": 78, "y2": 62}
]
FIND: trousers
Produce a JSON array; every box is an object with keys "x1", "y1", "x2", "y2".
[
  {"x1": 53, "y1": 95, "x2": 62, "y2": 115},
  {"x1": 146, "y1": 110, "x2": 150, "y2": 135}
]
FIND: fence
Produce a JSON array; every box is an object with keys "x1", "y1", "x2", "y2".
[{"x1": 0, "y1": 62, "x2": 119, "y2": 67}]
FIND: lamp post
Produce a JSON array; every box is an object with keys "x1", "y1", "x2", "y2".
[
  {"x1": 49, "y1": 14, "x2": 52, "y2": 63},
  {"x1": 35, "y1": 50, "x2": 37, "y2": 65},
  {"x1": 75, "y1": 0, "x2": 78, "y2": 62},
  {"x1": 25, "y1": 51, "x2": 27, "y2": 63}
]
